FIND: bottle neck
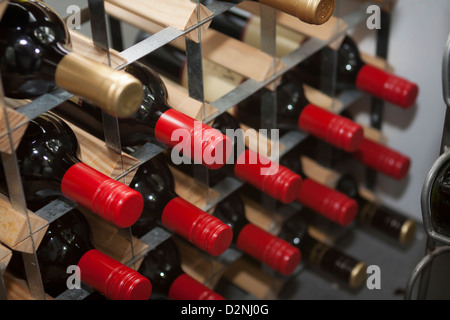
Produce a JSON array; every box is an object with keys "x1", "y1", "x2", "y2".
[
  {"x1": 335, "y1": 174, "x2": 366, "y2": 206},
  {"x1": 214, "y1": 193, "x2": 300, "y2": 275},
  {"x1": 78, "y1": 249, "x2": 152, "y2": 300},
  {"x1": 132, "y1": 155, "x2": 232, "y2": 256},
  {"x1": 303, "y1": 232, "x2": 367, "y2": 288},
  {"x1": 53, "y1": 62, "x2": 173, "y2": 148},
  {"x1": 17, "y1": 115, "x2": 81, "y2": 204},
  {"x1": 137, "y1": 37, "x2": 187, "y2": 84},
  {"x1": 33, "y1": 209, "x2": 95, "y2": 296},
  {"x1": 0, "y1": 0, "x2": 71, "y2": 98},
  {"x1": 213, "y1": 193, "x2": 250, "y2": 243},
  {"x1": 235, "y1": 74, "x2": 309, "y2": 131},
  {"x1": 130, "y1": 157, "x2": 178, "y2": 238},
  {"x1": 279, "y1": 213, "x2": 366, "y2": 288},
  {"x1": 209, "y1": 8, "x2": 249, "y2": 41},
  {"x1": 335, "y1": 173, "x2": 416, "y2": 244},
  {"x1": 293, "y1": 36, "x2": 364, "y2": 94}
]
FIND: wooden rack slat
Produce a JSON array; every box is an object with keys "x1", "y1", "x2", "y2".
[
  {"x1": 104, "y1": 0, "x2": 213, "y2": 43},
  {"x1": 0, "y1": 194, "x2": 48, "y2": 254}
]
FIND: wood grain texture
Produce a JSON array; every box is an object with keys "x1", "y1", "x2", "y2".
[
  {"x1": 2, "y1": 272, "x2": 53, "y2": 300},
  {"x1": 238, "y1": 1, "x2": 347, "y2": 50},
  {"x1": 0, "y1": 194, "x2": 48, "y2": 253},
  {"x1": 78, "y1": 207, "x2": 148, "y2": 269},
  {"x1": 222, "y1": 256, "x2": 283, "y2": 300},
  {"x1": 0, "y1": 106, "x2": 29, "y2": 154},
  {"x1": 0, "y1": 243, "x2": 11, "y2": 269},
  {"x1": 61, "y1": 117, "x2": 140, "y2": 185},
  {"x1": 70, "y1": 30, "x2": 127, "y2": 69},
  {"x1": 173, "y1": 236, "x2": 226, "y2": 289}
]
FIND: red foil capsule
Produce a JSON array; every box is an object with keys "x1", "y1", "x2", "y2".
[
  {"x1": 234, "y1": 149, "x2": 303, "y2": 204},
  {"x1": 77, "y1": 249, "x2": 152, "y2": 300},
  {"x1": 352, "y1": 138, "x2": 411, "y2": 180},
  {"x1": 154, "y1": 109, "x2": 232, "y2": 170},
  {"x1": 236, "y1": 224, "x2": 301, "y2": 275},
  {"x1": 356, "y1": 65, "x2": 419, "y2": 109},
  {"x1": 61, "y1": 163, "x2": 144, "y2": 228},
  {"x1": 161, "y1": 197, "x2": 233, "y2": 256},
  {"x1": 298, "y1": 104, "x2": 364, "y2": 152},
  {"x1": 297, "y1": 178, "x2": 358, "y2": 226},
  {"x1": 168, "y1": 274, "x2": 225, "y2": 300}
]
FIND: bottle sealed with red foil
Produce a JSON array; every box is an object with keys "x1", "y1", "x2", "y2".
[
  {"x1": 130, "y1": 154, "x2": 233, "y2": 257},
  {"x1": 213, "y1": 192, "x2": 301, "y2": 275},
  {"x1": 138, "y1": 237, "x2": 225, "y2": 300},
  {"x1": 293, "y1": 36, "x2": 419, "y2": 109},
  {"x1": 10, "y1": 113, "x2": 144, "y2": 228},
  {"x1": 8, "y1": 208, "x2": 152, "y2": 300},
  {"x1": 53, "y1": 62, "x2": 232, "y2": 170}
]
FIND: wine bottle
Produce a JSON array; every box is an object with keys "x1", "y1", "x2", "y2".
[
  {"x1": 352, "y1": 137, "x2": 411, "y2": 180},
  {"x1": 53, "y1": 61, "x2": 232, "y2": 170},
  {"x1": 168, "y1": 112, "x2": 303, "y2": 204},
  {"x1": 136, "y1": 38, "x2": 364, "y2": 153},
  {"x1": 208, "y1": 6, "x2": 309, "y2": 57},
  {"x1": 280, "y1": 146, "x2": 358, "y2": 226},
  {"x1": 204, "y1": 0, "x2": 335, "y2": 25},
  {"x1": 279, "y1": 213, "x2": 367, "y2": 289},
  {"x1": 335, "y1": 173, "x2": 416, "y2": 245},
  {"x1": 330, "y1": 111, "x2": 411, "y2": 180},
  {"x1": 431, "y1": 167, "x2": 450, "y2": 237},
  {"x1": 294, "y1": 138, "x2": 416, "y2": 245},
  {"x1": 0, "y1": 0, "x2": 143, "y2": 117},
  {"x1": 138, "y1": 237, "x2": 225, "y2": 300},
  {"x1": 129, "y1": 154, "x2": 233, "y2": 256},
  {"x1": 8, "y1": 112, "x2": 144, "y2": 229},
  {"x1": 207, "y1": 9, "x2": 418, "y2": 109},
  {"x1": 235, "y1": 71, "x2": 364, "y2": 153},
  {"x1": 213, "y1": 192, "x2": 301, "y2": 275},
  {"x1": 293, "y1": 35, "x2": 419, "y2": 109},
  {"x1": 8, "y1": 208, "x2": 152, "y2": 300}
]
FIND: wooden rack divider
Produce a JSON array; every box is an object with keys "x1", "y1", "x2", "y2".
[{"x1": 104, "y1": 0, "x2": 213, "y2": 43}]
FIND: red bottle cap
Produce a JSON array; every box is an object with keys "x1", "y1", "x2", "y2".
[
  {"x1": 234, "y1": 149, "x2": 303, "y2": 204},
  {"x1": 61, "y1": 163, "x2": 144, "y2": 228},
  {"x1": 161, "y1": 197, "x2": 233, "y2": 256},
  {"x1": 298, "y1": 104, "x2": 364, "y2": 152},
  {"x1": 154, "y1": 109, "x2": 232, "y2": 170},
  {"x1": 297, "y1": 178, "x2": 358, "y2": 226},
  {"x1": 236, "y1": 224, "x2": 301, "y2": 275},
  {"x1": 352, "y1": 138, "x2": 411, "y2": 180},
  {"x1": 168, "y1": 273, "x2": 225, "y2": 300},
  {"x1": 356, "y1": 65, "x2": 419, "y2": 109},
  {"x1": 77, "y1": 249, "x2": 152, "y2": 300}
]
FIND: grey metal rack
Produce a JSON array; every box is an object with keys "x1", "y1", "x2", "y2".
[
  {"x1": 0, "y1": 0, "x2": 396, "y2": 300},
  {"x1": 404, "y1": 33, "x2": 450, "y2": 300}
]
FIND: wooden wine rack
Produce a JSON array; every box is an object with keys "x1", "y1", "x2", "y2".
[{"x1": 0, "y1": 0, "x2": 426, "y2": 301}]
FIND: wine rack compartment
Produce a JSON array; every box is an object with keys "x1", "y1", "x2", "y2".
[{"x1": 0, "y1": 0, "x2": 426, "y2": 301}]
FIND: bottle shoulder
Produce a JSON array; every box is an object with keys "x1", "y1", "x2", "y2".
[
  {"x1": 18, "y1": 114, "x2": 79, "y2": 160},
  {"x1": 0, "y1": 1, "x2": 71, "y2": 97}
]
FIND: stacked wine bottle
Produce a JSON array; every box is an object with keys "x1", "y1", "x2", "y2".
[{"x1": 0, "y1": 0, "x2": 422, "y2": 301}]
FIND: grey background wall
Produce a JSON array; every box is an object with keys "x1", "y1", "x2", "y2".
[
  {"x1": 346, "y1": 0, "x2": 450, "y2": 223},
  {"x1": 44, "y1": 0, "x2": 450, "y2": 223}
]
